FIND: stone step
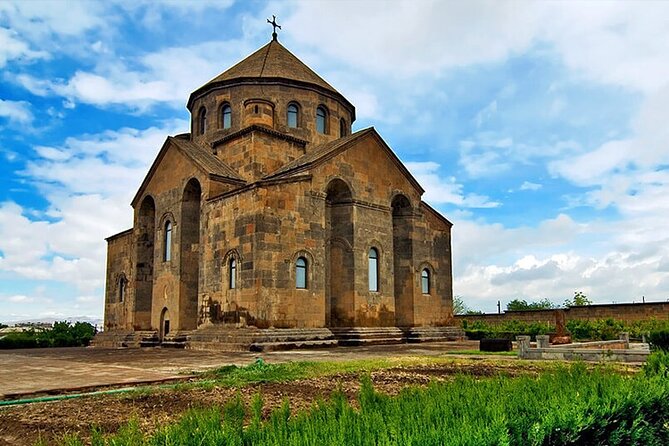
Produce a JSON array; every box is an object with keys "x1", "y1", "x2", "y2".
[
  {"x1": 250, "y1": 339, "x2": 339, "y2": 352},
  {"x1": 187, "y1": 327, "x2": 337, "y2": 351},
  {"x1": 402, "y1": 326, "x2": 466, "y2": 343},
  {"x1": 331, "y1": 327, "x2": 403, "y2": 346},
  {"x1": 337, "y1": 337, "x2": 403, "y2": 346}
]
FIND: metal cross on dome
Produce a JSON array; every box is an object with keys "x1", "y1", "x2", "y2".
[{"x1": 267, "y1": 15, "x2": 281, "y2": 41}]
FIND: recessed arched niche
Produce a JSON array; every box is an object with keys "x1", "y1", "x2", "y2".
[{"x1": 242, "y1": 99, "x2": 275, "y2": 128}]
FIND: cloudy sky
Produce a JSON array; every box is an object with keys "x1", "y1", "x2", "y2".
[{"x1": 1, "y1": 0, "x2": 669, "y2": 322}]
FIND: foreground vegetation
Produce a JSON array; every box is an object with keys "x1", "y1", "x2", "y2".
[
  {"x1": 53, "y1": 352, "x2": 669, "y2": 446},
  {"x1": 461, "y1": 318, "x2": 669, "y2": 342},
  {"x1": 0, "y1": 321, "x2": 96, "y2": 349}
]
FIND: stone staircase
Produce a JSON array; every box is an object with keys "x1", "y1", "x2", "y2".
[
  {"x1": 187, "y1": 326, "x2": 337, "y2": 351},
  {"x1": 401, "y1": 326, "x2": 466, "y2": 343},
  {"x1": 160, "y1": 331, "x2": 192, "y2": 348},
  {"x1": 330, "y1": 327, "x2": 404, "y2": 346}
]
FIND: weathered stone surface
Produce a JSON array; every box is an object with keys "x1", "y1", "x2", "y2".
[{"x1": 98, "y1": 38, "x2": 455, "y2": 351}]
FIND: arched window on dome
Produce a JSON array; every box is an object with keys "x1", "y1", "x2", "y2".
[
  {"x1": 287, "y1": 103, "x2": 299, "y2": 128},
  {"x1": 221, "y1": 104, "x2": 232, "y2": 129},
  {"x1": 421, "y1": 268, "x2": 430, "y2": 294},
  {"x1": 316, "y1": 106, "x2": 328, "y2": 134},
  {"x1": 339, "y1": 118, "x2": 347, "y2": 137},
  {"x1": 198, "y1": 107, "x2": 207, "y2": 135},
  {"x1": 295, "y1": 257, "x2": 307, "y2": 289}
]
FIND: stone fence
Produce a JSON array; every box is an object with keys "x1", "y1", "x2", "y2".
[
  {"x1": 517, "y1": 333, "x2": 650, "y2": 363},
  {"x1": 455, "y1": 301, "x2": 669, "y2": 326}
]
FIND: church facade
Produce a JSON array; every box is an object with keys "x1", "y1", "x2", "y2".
[{"x1": 98, "y1": 36, "x2": 459, "y2": 350}]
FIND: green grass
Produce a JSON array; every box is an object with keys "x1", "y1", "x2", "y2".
[
  {"x1": 200, "y1": 355, "x2": 550, "y2": 387},
  {"x1": 440, "y1": 349, "x2": 517, "y2": 356},
  {"x1": 61, "y1": 358, "x2": 669, "y2": 446}
]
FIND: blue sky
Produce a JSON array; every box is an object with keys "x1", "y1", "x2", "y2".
[{"x1": 2, "y1": 0, "x2": 669, "y2": 322}]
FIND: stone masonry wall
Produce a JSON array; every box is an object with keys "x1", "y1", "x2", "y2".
[
  {"x1": 104, "y1": 230, "x2": 133, "y2": 330},
  {"x1": 191, "y1": 84, "x2": 353, "y2": 151},
  {"x1": 455, "y1": 302, "x2": 669, "y2": 326}
]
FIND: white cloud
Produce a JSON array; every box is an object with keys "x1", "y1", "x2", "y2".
[
  {"x1": 0, "y1": 120, "x2": 187, "y2": 298},
  {"x1": 453, "y1": 214, "x2": 669, "y2": 312},
  {"x1": 16, "y1": 40, "x2": 255, "y2": 110},
  {"x1": 0, "y1": 27, "x2": 48, "y2": 68},
  {"x1": 519, "y1": 181, "x2": 542, "y2": 191},
  {"x1": 286, "y1": 1, "x2": 540, "y2": 79},
  {"x1": 406, "y1": 161, "x2": 500, "y2": 208},
  {"x1": 0, "y1": 99, "x2": 33, "y2": 124}
]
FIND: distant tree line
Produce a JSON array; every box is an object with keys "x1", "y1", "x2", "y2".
[
  {"x1": 454, "y1": 291, "x2": 593, "y2": 315},
  {"x1": 0, "y1": 321, "x2": 96, "y2": 349}
]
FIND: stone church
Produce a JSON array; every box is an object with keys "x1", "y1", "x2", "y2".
[{"x1": 96, "y1": 32, "x2": 462, "y2": 350}]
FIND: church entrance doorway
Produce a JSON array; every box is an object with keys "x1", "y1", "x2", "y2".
[{"x1": 160, "y1": 307, "x2": 170, "y2": 340}]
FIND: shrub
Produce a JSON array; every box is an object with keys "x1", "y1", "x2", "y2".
[
  {"x1": 0, "y1": 321, "x2": 96, "y2": 349},
  {"x1": 643, "y1": 350, "x2": 669, "y2": 378},
  {"x1": 647, "y1": 329, "x2": 669, "y2": 351}
]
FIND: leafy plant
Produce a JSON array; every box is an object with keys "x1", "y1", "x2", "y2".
[
  {"x1": 507, "y1": 298, "x2": 557, "y2": 311},
  {"x1": 564, "y1": 291, "x2": 593, "y2": 307},
  {"x1": 0, "y1": 321, "x2": 96, "y2": 349},
  {"x1": 647, "y1": 329, "x2": 669, "y2": 351}
]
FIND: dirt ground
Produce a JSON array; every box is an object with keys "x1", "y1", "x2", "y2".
[
  {"x1": 0, "y1": 359, "x2": 545, "y2": 446},
  {"x1": 0, "y1": 341, "x2": 482, "y2": 397}
]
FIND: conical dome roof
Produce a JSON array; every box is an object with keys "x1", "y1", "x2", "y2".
[{"x1": 188, "y1": 39, "x2": 353, "y2": 118}]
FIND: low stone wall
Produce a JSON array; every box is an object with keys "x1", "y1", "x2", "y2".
[
  {"x1": 517, "y1": 334, "x2": 650, "y2": 363},
  {"x1": 456, "y1": 302, "x2": 669, "y2": 326}
]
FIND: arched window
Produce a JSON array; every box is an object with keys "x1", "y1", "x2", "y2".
[
  {"x1": 221, "y1": 104, "x2": 232, "y2": 129},
  {"x1": 118, "y1": 276, "x2": 126, "y2": 303},
  {"x1": 164, "y1": 221, "x2": 172, "y2": 261},
  {"x1": 316, "y1": 106, "x2": 327, "y2": 134},
  {"x1": 287, "y1": 103, "x2": 299, "y2": 128},
  {"x1": 339, "y1": 118, "x2": 347, "y2": 137},
  {"x1": 229, "y1": 258, "x2": 237, "y2": 289},
  {"x1": 296, "y1": 257, "x2": 307, "y2": 289},
  {"x1": 421, "y1": 269, "x2": 430, "y2": 294},
  {"x1": 198, "y1": 107, "x2": 207, "y2": 135},
  {"x1": 368, "y1": 248, "x2": 379, "y2": 292}
]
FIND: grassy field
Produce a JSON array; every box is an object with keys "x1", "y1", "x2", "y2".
[{"x1": 46, "y1": 352, "x2": 669, "y2": 446}]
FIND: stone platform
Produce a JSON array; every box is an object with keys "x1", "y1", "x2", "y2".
[{"x1": 93, "y1": 325, "x2": 466, "y2": 352}]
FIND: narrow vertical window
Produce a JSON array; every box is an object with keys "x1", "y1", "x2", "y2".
[
  {"x1": 296, "y1": 257, "x2": 307, "y2": 289},
  {"x1": 229, "y1": 258, "x2": 236, "y2": 289},
  {"x1": 316, "y1": 106, "x2": 327, "y2": 133},
  {"x1": 421, "y1": 269, "x2": 430, "y2": 294},
  {"x1": 118, "y1": 277, "x2": 125, "y2": 303},
  {"x1": 221, "y1": 104, "x2": 232, "y2": 129},
  {"x1": 164, "y1": 221, "x2": 172, "y2": 261},
  {"x1": 287, "y1": 103, "x2": 298, "y2": 128},
  {"x1": 198, "y1": 107, "x2": 207, "y2": 134},
  {"x1": 368, "y1": 248, "x2": 379, "y2": 292},
  {"x1": 339, "y1": 118, "x2": 347, "y2": 137}
]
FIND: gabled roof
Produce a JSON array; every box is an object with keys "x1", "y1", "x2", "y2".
[
  {"x1": 420, "y1": 201, "x2": 454, "y2": 228},
  {"x1": 187, "y1": 40, "x2": 355, "y2": 120},
  {"x1": 131, "y1": 135, "x2": 245, "y2": 207},
  {"x1": 262, "y1": 127, "x2": 425, "y2": 195}
]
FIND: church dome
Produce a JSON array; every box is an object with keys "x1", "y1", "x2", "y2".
[{"x1": 187, "y1": 38, "x2": 355, "y2": 148}]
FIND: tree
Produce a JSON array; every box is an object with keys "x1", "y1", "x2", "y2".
[
  {"x1": 453, "y1": 295, "x2": 468, "y2": 315},
  {"x1": 564, "y1": 291, "x2": 592, "y2": 307},
  {"x1": 452, "y1": 295, "x2": 484, "y2": 315},
  {"x1": 507, "y1": 298, "x2": 556, "y2": 311}
]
